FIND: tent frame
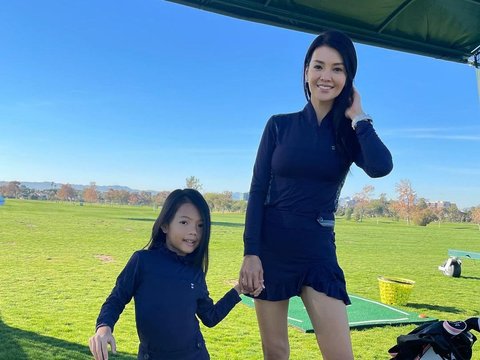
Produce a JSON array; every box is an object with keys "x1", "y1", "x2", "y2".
[{"x1": 167, "y1": 0, "x2": 480, "y2": 67}]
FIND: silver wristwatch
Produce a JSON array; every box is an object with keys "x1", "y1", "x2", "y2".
[{"x1": 351, "y1": 113, "x2": 373, "y2": 130}]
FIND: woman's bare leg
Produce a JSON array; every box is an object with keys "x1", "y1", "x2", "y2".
[
  {"x1": 254, "y1": 298, "x2": 290, "y2": 360},
  {"x1": 300, "y1": 286, "x2": 353, "y2": 360}
]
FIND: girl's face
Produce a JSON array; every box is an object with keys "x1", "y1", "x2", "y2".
[
  {"x1": 162, "y1": 202, "x2": 203, "y2": 256},
  {"x1": 305, "y1": 45, "x2": 347, "y2": 107}
]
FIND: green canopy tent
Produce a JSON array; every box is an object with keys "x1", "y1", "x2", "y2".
[{"x1": 166, "y1": 0, "x2": 480, "y2": 96}]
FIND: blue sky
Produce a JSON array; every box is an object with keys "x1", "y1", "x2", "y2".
[{"x1": 1, "y1": 1, "x2": 479, "y2": 209}]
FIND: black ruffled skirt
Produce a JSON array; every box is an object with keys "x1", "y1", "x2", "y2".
[{"x1": 247, "y1": 208, "x2": 350, "y2": 305}]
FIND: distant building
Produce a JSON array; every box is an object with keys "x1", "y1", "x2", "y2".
[
  {"x1": 427, "y1": 200, "x2": 453, "y2": 210},
  {"x1": 338, "y1": 196, "x2": 356, "y2": 208},
  {"x1": 231, "y1": 192, "x2": 249, "y2": 201}
]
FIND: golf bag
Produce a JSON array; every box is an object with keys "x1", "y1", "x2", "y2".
[
  {"x1": 438, "y1": 257, "x2": 462, "y2": 277},
  {"x1": 389, "y1": 317, "x2": 479, "y2": 359}
]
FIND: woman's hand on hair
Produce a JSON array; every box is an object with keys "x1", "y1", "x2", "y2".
[
  {"x1": 89, "y1": 325, "x2": 116, "y2": 360},
  {"x1": 239, "y1": 255, "x2": 265, "y2": 297},
  {"x1": 345, "y1": 86, "x2": 364, "y2": 120}
]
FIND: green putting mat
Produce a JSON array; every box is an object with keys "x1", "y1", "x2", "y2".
[{"x1": 241, "y1": 295, "x2": 435, "y2": 332}]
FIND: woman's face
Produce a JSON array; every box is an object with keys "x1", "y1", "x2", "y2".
[{"x1": 305, "y1": 45, "x2": 347, "y2": 107}]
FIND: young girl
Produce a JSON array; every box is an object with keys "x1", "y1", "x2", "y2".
[{"x1": 89, "y1": 189, "x2": 242, "y2": 360}]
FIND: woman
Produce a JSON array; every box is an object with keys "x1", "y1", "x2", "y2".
[{"x1": 239, "y1": 30, "x2": 393, "y2": 359}]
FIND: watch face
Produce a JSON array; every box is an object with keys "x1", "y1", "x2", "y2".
[{"x1": 352, "y1": 115, "x2": 372, "y2": 129}]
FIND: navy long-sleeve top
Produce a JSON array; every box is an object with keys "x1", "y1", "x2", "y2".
[
  {"x1": 244, "y1": 102, "x2": 393, "y2": 256},
  {"x1": 96, "y1": 244, "x2": 241, "y2": 359}
]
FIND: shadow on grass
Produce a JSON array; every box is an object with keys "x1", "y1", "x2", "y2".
[
  {"x1": 124, "y1": 217, "x2": 156, "y2": 222},
  {"x1": 0, "y1": 314, "x2": 27, "y2": 359},
  {"x1": 460, "y1": 276, "x2": 480, "y2": 280},
  {"x1": 211, "y1": 221, "x2": 245, "y2": 228},
  {"x1": 407, "y1": 303, "x2": 462, "y2": 314},
  {"x1": 0, "y1": 315, "x2": 136, "y2": 360}
]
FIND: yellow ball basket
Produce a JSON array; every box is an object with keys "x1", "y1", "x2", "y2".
[{"x1": 378, "y1": 276, "x2": 415, "y2": 306}]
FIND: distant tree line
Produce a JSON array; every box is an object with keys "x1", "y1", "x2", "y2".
[
  {"x1": 2, "y1": 178, "x2": 480, "y2": 228},
  {"x1": 336, "y1": 179, "x2": 480, "y2": 228},
  {"x1": 0, "y1": 178, "x2": 246, "y2": 214}
]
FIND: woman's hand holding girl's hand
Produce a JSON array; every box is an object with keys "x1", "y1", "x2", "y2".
[
  {"x1": 89, "y1": 325, "x2": 116, "y2": 360},
  {"x1": 345, "y1": 87, "x2": 364, "y2": 120},
  {"x1": 234, "y1": 282, "x2": 263, "y2": 296},
  {"x1": 239, "y1": 255, "x2": 265, "y2": 297}
]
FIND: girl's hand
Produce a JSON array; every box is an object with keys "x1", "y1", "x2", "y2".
[
  {"x1": 233, "y1": 282, "x2": 262, "y2": 296},
  {"x1": 234, "y1": 283, "x2": 243, "y2": 295},
  {"x1": 89, "y1": 325, "x2": 116, "y2": 360},
  {"x1": 239, "y1": 255, "x2": 265, "y2": 297},
  {"x1": 345, "y1": 87, "x2": 364, "y2": 120}
]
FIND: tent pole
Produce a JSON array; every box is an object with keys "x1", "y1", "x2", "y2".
[
  {"x1": 476, "y1": 68, "x2": 480, "y2": 104},
  {"x1": 477, "y1": 67, "x2": 479, "y2": 104},
  {"x1": 475, "y1": 53, "x2": 480, "y2": 104}
]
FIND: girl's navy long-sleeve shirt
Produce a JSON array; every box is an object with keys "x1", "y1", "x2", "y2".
[
  {"x1": 244, "y1": 102, "x2": 393, "y2": 256},
  {"x1": 96, "y1": 244, "x2": 241, "y2": 359}
]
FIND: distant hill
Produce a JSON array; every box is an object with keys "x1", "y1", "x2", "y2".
[{"x1": 0, "y1": 181, "x2": 139, "y2": 193}]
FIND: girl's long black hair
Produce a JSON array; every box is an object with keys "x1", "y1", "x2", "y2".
[
  {"x1": 145, "y1": 188, "x2": 210, "y2": 274},
  {"x1": 303, "y1": 30, "x2": 360, "y2": 162}
]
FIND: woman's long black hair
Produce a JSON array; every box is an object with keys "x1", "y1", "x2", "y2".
[
  {"x1": 303, "y1": 30, "x2": 360, "y2": 162},
  {"x1": 145, "y1": 188, "x2": 210, "y2": 274}
]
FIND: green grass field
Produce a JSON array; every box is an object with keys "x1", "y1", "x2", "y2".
[{"x1": 1, "y1": 200, "x2": 479, "y2": 359}]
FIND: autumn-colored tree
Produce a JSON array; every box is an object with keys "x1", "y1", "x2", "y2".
[
  {"x1": 83, "y1": 182, "x2": 98, "y2": 203},
  {"x1": 185, "y1": 176, "x2": 203, "y2": 192},
  {"x1": 127, "y1": 192, "x2": 152, "y2": 206},
  {"x1": 395, "y1": 179, "x2": 417, "y2": 224},
  {"x1": 104, "y1": 189, "x2": 130, "y2": 204},
  {"x1": 104, "y1": 189, "x2": 117, "y2": 204},
  {"x1": 471, "y1": 206, "x2": 480, "y2": 230},
  {"x1": 57, "y1": 184, "x2": 76, "y2": 201},
  {"x1": 433, "y1": 206, "x2": 447, "y2": 226},
  {"x1": 154, "y1": 191, "x2": 171, "y2": 207},
  {"x1": 128, "y1": 192, "x2": 141, "y2": 205},
  {"x1": 353, "y1": 185, "x2": 374, "y2": 222},
  {"x1": 138, "y1": 191, "x2": 152, "y2": 206},
  {"x1": 2, "y1": 181, "x2": 21, "y2": 198},
  {"x1": 387, "y1": 200, "x2": 401, "y2": 221},
  {"x1": 117, "y1": 190, "x2": 130, "y2": 205}
]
